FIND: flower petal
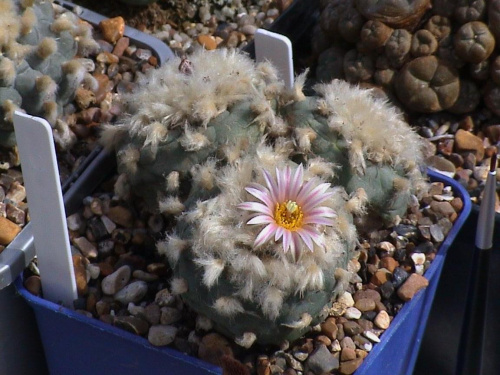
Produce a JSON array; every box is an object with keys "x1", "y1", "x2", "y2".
[
  {"x1": 290, "y1": 232, "x2": 302, "y2": 261},
  {"x1": 247, "y1": 215, "x2": 274, "y2": 225},
  {"x1": 237, "y1": 202, "x2": 272, "y2": 216},
  {"x1": 288, "y1": 164, "x2": 304, "y2": 200},
  {"x1": 254, "y1": 224, "x2": 278, "y2": 247},
  {"x1": 276, "y1": 167, "x2": 287, "y2": 203},
  {"x1": 300, "y1": 226, "x2": 324, "y2": 247},
  {"x1": 302, "y1": 216, "x2": 336, "y2": 226},
  {"x1": 301, "y1": 185, "x2": 335, "y2": 211},
  {"x1": 294, "y1": 178, "x2": 318, "y2": 206},
  {"x1": 245, "y1": 186, "x2": 274, "y2": 208},
  {"x1": 275, "y1": 226, "x2": 284, "y2": 241},
  {"x1": 263, "y1": 168, "x2": 279, "y2": 203},
  {"x1": 296, "y1": 228, "x2": 314, "y2": 252},
  {"x1": 282, "y1": 230, "x2": 292, "y2": 253}
]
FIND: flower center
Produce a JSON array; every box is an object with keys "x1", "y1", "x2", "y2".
[{"x1": 274, "y1": 200, "x2": 303, "y2": 230}]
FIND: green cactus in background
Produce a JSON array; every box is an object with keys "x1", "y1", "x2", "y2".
[
  {"x1": 0, "y1": 0, "x2": 99, "y2": 149},
  {"x1": 103, "y1": 49, "x2": 428, "y2": 347}
]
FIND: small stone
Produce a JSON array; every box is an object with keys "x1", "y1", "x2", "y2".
[
  {"x1": 363, "y1": 330, "x2": 381, "y2": 343},
  {"x1": 114, "y1": 316, "x2": 149, "y2": 336},
  {"x1": 257, "y1": 355, "x2": 271, "y2": 375},
  {"x1": 353, "y1": 334, "x2": 373, "y2": 351},
  {"x1": 343, "y1": 321, "x2": 363, "y2": 336},
  {"x1": 337, "y1": 291, "x2": 355, "y2": 307},
  {"x1": 354, "y1": 289, "x2": 381, "y2": 303},
  {"x1": 380, "y1": 257, "x2": 399, "y2": 272},
  {"x1": 397, "y1": 274, "x2": 429, "y2": 301},
  {"x1": 374, "y1": 310, "x2": 391, "y2": 329},
  {"x1": 411, "y1": 252, "x2": 426, "y2": 266},
  {"x1": 101, "y1": 265, "x2": 131, "y2": 295},
  {"x1": 160, "y1": 306, "x2": 182, "y2": 325},
  {"x1": 341, "y1": 347, "x2": 357, "y2": 361},
  {"x1": 75, "y1": 88, "x2": 96, "y2": 109},
  {"x1": 148, "y1": 325, "x2": 178, "y2": 346},
  {"x1": 454, "y1": 129, "x2": 485, "y2": 160},
  {"x1": 293, "y1": 351, "x2": 309, "y2": 362},
  {"x1": 73, "y1": 237, "x2": 98, "y2": 259},
  {"x1": 429, "y1": 201, "x2": 458, "y2": 222},
  {"x1": 392, "y1": 267, "x2": 409, "y2": 288},
  {"x1": 133, "y1": 270, "x2": 159, "y2": 282},
  {"x1": 99, "y1": 17, "x2": 125, "y2": 44},
  {"x1": 72, "y1": 255, "x2": 88, "y2": 296},
  {"x1": 240, "y1": 24, "x2": 257, "y2": 35},
  {"x1": 6, "y1": 181, "x2": 26, "y2": 204},
  {"x1": 339, "y1": 358, "x2": 363, "y2": 374},
  {"x1": 198, "y1": 332, "x2": 234, "y2": 366},
  {"x1": 114, "y1": 280, "x2": 148, "y2": 304},
  {"x1": 112, "y1": 37, "x2": 130, "y2": 57},
  {"x1": 379, "y1": 281, "x2": 395, "y2": 300},
  {"x1": 67, "y1": 213, "x2": 83, "y2": 232},
  {"x1": 144, "y1": 303, "x2": 161, "y2": 325},
  {"x1": 6, "y1": 204, "x2": 25, "y2": 225},
  {"x1": 147, "y1": 262, "x2": 169, "y2": 276},
  {"x1": 100, "y1": 215, "x2": 116, "y2": 234},
  {"x1": 340, "y1": 336, "x2": 356, "y2": 350},
  {"x1": 87, "y1": 263, "x2": 100, "y2": 280},
  {"x1": 24, "y1": 275, "x2": 42, "y2": 296},
  {"x1": 354, "y1": 298, "x2": 376, "y2": 312},
  {"x1": 305, "y1": 344, "x2": 339, "y2": 374},
  {"x1": 155, "y1": 288, "x2": 176, "y2": 307},
  {"x1": 344, "y1": 307, "x2": 362, "y2": 320},
  {"x1": 332, "y1": 339, "x2": 342, "y2": 352},
  {"x1": 320, "y1": 317, "x2": 338, "y2": 340},
  {"x1": 426, "y1": 155, "x2": 456, "y2": 177},
  {"x1": 0, "y1": 216, "x2": 21, "y2": 245},
  {"x1": 197, "y1": 34, "x2": 217, "y2": 50},
  {"x1": 107, "y1": 206, "x2": 134, "y2": 228},
  {"x1": 370, "y1": 269, "x2": 391, "y2": 286}
]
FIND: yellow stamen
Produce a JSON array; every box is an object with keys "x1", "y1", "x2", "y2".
[{"x1": 275, "y1": 200, "x2": 303, "y2": 230}]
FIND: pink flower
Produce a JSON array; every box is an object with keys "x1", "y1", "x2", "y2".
[{"x1": 238, "y1": 164, "x2": 336, "y2": 260}]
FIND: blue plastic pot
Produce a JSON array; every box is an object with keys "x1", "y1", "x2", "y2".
[{"x1": 15, "y1": 164, "x2": 471, "y2": 375}]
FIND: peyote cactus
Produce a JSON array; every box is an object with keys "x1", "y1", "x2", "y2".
[
  {"x1": 0, "y1": 0, "x2": 99, "y2": 149},
  {"x1": 103, "y1": 48, "x2": 428, "y2": 347}
]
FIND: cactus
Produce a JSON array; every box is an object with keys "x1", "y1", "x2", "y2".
[
  {"x1": 0, "y1": 0, "x2": 99, "y2": 149},
  {"x1": 159, "y1": 154, "x2": 361, "y2": 346},
  {"x1": 104, "y1": 49, "x2": 428, "y2": 346}
]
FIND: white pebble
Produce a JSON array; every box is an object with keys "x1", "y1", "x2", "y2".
[
  {"x1": 344, "y1": 307, "x2": 362, "y2": 320},
  {"x1": 148, "y1": 325, "x2": 178, "y2": 346},
  {"x1": 363, "y1": 330, "x2": 381, "y2": 343}
]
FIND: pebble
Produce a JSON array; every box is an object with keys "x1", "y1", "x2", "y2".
[
  {"x1": 320, "y1": 317, "x2": 338, "y2": 340},
  {"x1": 343, "y1": 321, "x2": 363, "y2": 336},
  {"x1": 155, "y1": 288, "x2": 176, "y2": 307},
  {"x1": 101, "y1": 265, "x2": 131, "y2": 295},
  {"x1": 73, "y1": 236, "x2": 98, "y2": 259},
  {"x1": 454, "y1": 129, "x2": 485, "y2": 160},
  {"x1": 363, "y1": 330, "x2": 381, "y2": 343},
  {"x1": 197, "y1": 34, "x2": 217, "y2": 50},
  {"x1": 337, "y1": 291, "x2": 355, "y2": 307},
  {"x1": 160, "y1": 306, "x2": 182, "y2": 325},
  {"x1": 374, "y1": 310, "x2": 391, "y2": 329},
  {"x1": 344, "y1": 307, "x2": 362, "y2": 320},
  {"x1": 99, "y1": 16, "x2": 125, "y2": 44},
  {"x1": 73, "y1": 255, "x2": 88, "y2": 296},
  {"x1": 198, "y1": 332, "x2": 234, "y2": 366},
  {"x1": 6, "y1": 181, "x2": 26, "y2": 204},
  {"x1": 341, "y1": 347, "x2": 357, "y2": 361},
  {"x1": 114, "y1": 280, "x2": 148, "y2": 304},
  {"x1": 305, "y1": 344, "x2": 339, "y2": 374},
  {"x1": 339, "y1": 358, "x2": 363, "y2": 374},
  {"x1": 107, "y1": 206, "x2": 134, "y2": 228},
  {"x1": 114, "y1": 316, "x2": 149, "y2": 336},
  {"x1": 397, "y1": 274, "x2": 430, "y2": 301},
  {"x1": 0, "y1": 216, "x2": 21, "y2": 245},
  {"x1": 144, "y1": 303, "x2": 161, "y2": 325},
  {"x1": 148, "y1": 325, "x2": 178, "y2": 346},
  {"x1": 354, "y1": 298, "x2": 376, "y2": 312},
  {"x1": 24, "y1": 275, "x2": 42, "y2": 296}
]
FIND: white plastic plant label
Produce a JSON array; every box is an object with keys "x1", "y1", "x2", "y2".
[
  {"x1": 255, "y1": 28, "x2": 294, "y2": 90},
  {"x1": 13, "y1": 111, "x2": 77, "y2": 308}
]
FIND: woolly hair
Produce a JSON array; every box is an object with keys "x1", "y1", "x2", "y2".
[
  {"x1": 0, "y1": 57, "x2": 16, "y2": 86},
  {"x1": 170, "y1": 277, "x2": 188, "y2": 295},
  {"x1": 0, "y1": 0, "x2": 20, "y2": 49},
  {"x1": 313, "y1": 79, "x2": 426, "y2": 177},
  {"x1": 20, "y1": 7, "x2": 37, "y2": 36},
  {"x1": 180, "y1": 144, "x2": 358, "y2": 318},
  {"x1": 103, "y1": 48, "x2": 285, "y2": 150},
  {"x1": 36, "y1": 37, "x2": 57, "y2": 59}
]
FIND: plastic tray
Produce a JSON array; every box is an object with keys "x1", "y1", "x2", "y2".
[{"x1": 15, "y1": 161, "x2": 471, "y2": 374}]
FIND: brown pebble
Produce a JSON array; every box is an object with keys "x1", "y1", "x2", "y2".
[
  {"x1": 0, "y1": 216, "x2": 21, "y2": 245},
  {"x1": 341, "y1": 347, "x2": 357, "y2": 362},
  {"x1": 374, "y1": 310, "x2": 391, "y2": 329},
  {"x1": 429, "y1": 201, "x2": 458, "y2": 222},
  {"x1": 99, "y1": 17, "x2": 125, "y2": 44},
  {"x1": 107, "y1": 206, "x2": 134, "y2": 228},
  {"x1": 198, "y1": 332, "x2": 234, "y2": 367},
  {"x1": 73, "y1": 255, "x2": 88, "y2": 296},
  {"x1": 24, "y1": 275, "x2": 42, "y2": 296},
  {"x1": 197, "y1": 34, "x2": 217, "y2": 50},
  {"x1": 397, "y1": 273, "x2": 429, "y2": 301},
  {"x1": 320, "y1": 317, "x2": 339, "y2": 340},
  {"x1": 450, "y1": 197, "x2": 464, "y2": 212},
  {"x1": 380, "y1": 257, "x2": 399, "y2": 272},
  {"x1": 354, "y1": 298, "x2": 376, "y2": 312},
  {"x1": 353, "y1": 289, "x2": 381, "y2": 302},
  {"x1": 315, "y1": 335, "x2": 332, "y2": 347},
  {"x1": 112, "y1": 37, "x2": 130, "y2": 57},
  {"x1": 257, "y1": 355, "x2": 271, "y2": 375},
  {"x1": 454, "y1": 129, "x2": 485, "y2": 160},
  {"x1": 339, "y1": 358, "x2": 363, "y2": 374},
  {"x1": 370, "y1": 269, "x2": 390, "y2": 286},
  {"x1": 75, "y1": 87, "x2": 96, "y2": 109}
]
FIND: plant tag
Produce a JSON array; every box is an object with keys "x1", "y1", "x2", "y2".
[
  {"x1": 13, "y1": 111, "x2": 77, "y2": 308},
  {"x1": 254, "y1": 28, "x2": 294, "y2": 90}
]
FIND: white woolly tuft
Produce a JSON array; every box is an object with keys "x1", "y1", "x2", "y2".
[
  {"x1": 170, "y1": 277, "x2": 188, "y2": 295},
  {"x1": 234, "y1": 332, "x2": 257, "y2": 348},
  {"x1": 143, "y1": 121, "x2": 168, "y2": 157},
  {"x1": 191, "y1": 159, "x2": 217, "y2": 191},
  {"x1": 100, "y1": 124, "x2": 128, "y2": 150},
  {"x1": 0, "y1": 57, "x2": 16, "y2": 86},
  {"x1": 195, "y1": 315, "x2": 213, "y2": 331},
  {"x1": 213, "y1": 297, "x2": 244, "y2": 317},
  {"x1": 307, "y1": 158, "x2": 337, "y2": 179},
  {"x1": 259, "y1": 286, "x2": 284, "y2": 320},
  {"x1": 113, "y1": 173, "x2": 130, "y2": 200},
  {"x1": 52, "y1": 119, "x2": 76, "y2": 150},
  {"x1": 20, "y1": 7, "x2": 36, "y2": 35},
  {"x1": 195, "y1": 257, "x2": 225, "y2": 287},
  {"x1": 157, "y1": 234, "x2": 188, "y2": 265},
  {"x1": 166, "y1": 171, "x2": 180, "y2": 192},
  {"x1": 36, "y1": 38, "x2": 58, "y2": 59},
  {"x1": 180, "y1": 125, "x2": 210, "y2": 151},
  {"x1": 158, "y1": 196, "x2": 185, "y2": 215},
  {"x1": 295, "y1": 127, "x2": 317, "y2": 153},
  {"x1": 345, "y1": 188, "x2": 368, "y2": 215},
  {"x1": 117, "y1": 146, "x2": 140, "y2": 175}
]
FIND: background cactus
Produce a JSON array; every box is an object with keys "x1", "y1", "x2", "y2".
[
  {"x1": 104, "y1": 49, "x2": 428, "y2": 346},
  {"x1": 0, "y1": 0, "x2": 99, "y2": 149}
]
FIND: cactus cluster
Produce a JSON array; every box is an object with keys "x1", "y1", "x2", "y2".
[
  {"x1": 103, "y1": 49, "x2": 427, "y2": 347},
  {"x1": 0, "y1": 0, "x2": 99, "y2": 149}
]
